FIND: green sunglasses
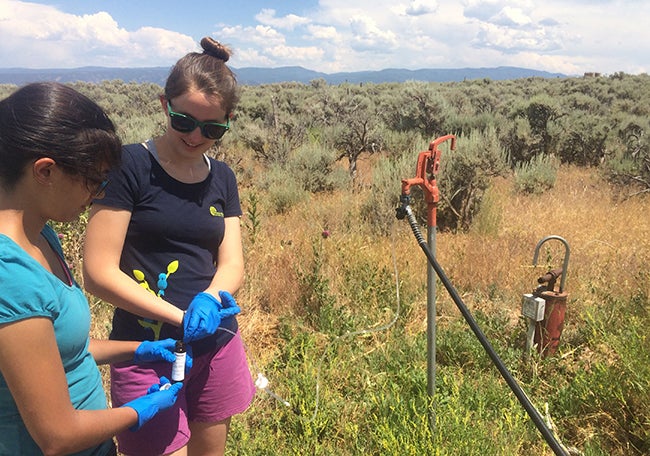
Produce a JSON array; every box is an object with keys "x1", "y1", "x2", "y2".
[
  {"x1": 86, "y1": 176, "x2": 109, "y2": 198},
  {"x1": 166, "y1": 101, "x2": 230, "y2": 140}
]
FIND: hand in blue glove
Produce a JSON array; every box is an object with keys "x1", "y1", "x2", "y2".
[
  {"x1": 133, "y1": 339, "x2": 176, "y2": 363},
  {"x1": 123, "y1": 376, "x2": 182, "y2": 431},
  {"x1": 146, "y1": 375, "x2": 172, "y2": 393},
  {"x1": 133, "y1": 339, "x2": 194, "y2": 372},
  {"x1": 183, "y1": 291, "x2": 241, "y2": 343},
  {"x1": 218, "y1": 290, "x2": 241, "y2": 316}
]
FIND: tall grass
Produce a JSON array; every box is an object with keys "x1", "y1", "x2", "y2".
[
  {"x1": 231, "y1": 163, "x2": 649, "y2": 455},
  {"x1": 52, "y1": 156, "x2": 649, "y2": 454}
]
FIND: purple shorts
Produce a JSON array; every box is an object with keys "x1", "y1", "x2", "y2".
[{"x1": 110, "y1": 331, "x2": 255, "y2": 456}]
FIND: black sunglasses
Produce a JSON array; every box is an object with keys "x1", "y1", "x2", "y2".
[{"x1": 166, "y1": 101, "x2": 230, "y2": 140}]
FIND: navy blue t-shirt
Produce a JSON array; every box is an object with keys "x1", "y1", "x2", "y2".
[{"x1": 99, "y1": 140, "x2": 241, "y2": 355}]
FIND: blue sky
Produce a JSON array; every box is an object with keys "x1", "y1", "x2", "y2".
[{"x1": 0, "y1": 0, "x2": 648, "y2": 76}]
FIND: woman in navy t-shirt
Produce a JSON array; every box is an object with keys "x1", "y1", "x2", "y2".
[{"x1": 83, "y1": 37, "x2": 255, "y2": 456}]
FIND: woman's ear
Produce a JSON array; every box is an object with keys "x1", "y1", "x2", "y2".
[
  {"x1": 160, "y1": 95, "x2": 167, "y2": 111},
  {"x1": 32, "y1": 157, "x2": 57, "y2": 186}
]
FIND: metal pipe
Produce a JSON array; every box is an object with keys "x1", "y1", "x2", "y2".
[
  {"x1": 399, "y1": 135, "x2": 456, "y2": 433},
  {"x1": 427, "y1": 217, "x2": 436, "y2": 431},
  {"x1": 401, "y1": 206, "x2": 569, "y2": 456},
  {"x1": 532, "y1": 235, "x2": 570, "y2": 293}
]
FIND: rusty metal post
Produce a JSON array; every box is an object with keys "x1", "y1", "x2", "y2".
[{"x1": 532, "y1": 236, "x2": 570, "y2": 357}]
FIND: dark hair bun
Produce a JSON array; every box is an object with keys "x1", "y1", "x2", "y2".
[{"x1": 200, "y1": 37, "x2": 231, "y2": 62}]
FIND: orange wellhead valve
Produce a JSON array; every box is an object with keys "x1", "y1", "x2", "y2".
[{"x1": 399, "y1": 134, "x2": 456, "y2": 228}]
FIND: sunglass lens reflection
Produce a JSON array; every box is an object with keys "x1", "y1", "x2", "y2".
[
  {"x1": 170, "y1": 115, "x2": 195, "y2": 132},
  {"x1": 203, "y1": 125, "x2": 228, "y2": 140}
]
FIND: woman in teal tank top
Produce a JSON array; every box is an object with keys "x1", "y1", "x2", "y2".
[{"x1": 0, "y1": 82, "x2": 187, "y2": 456}]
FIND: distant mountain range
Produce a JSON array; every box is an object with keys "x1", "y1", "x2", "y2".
[{"x1": 0, "y1": 65, "x2": 567, "y2": 86}]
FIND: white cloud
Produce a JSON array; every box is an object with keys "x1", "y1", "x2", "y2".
[
  {"x1": 0, "y1": 0, "x2": 195, "y2": 68},
  {"x1": 128, "y1": 28, "x2": 198, "y2": 64},
  {"x1": 233, "y1": 48, "x2": 275, "y2": 67},
  {"x1": 404, "y1": 0, "x2": 439, "y2": 16},
  {"x1": 218, "y1": 23, "x2": 325, "y2": 69},
  {"x1": 463, "y1": 0, "x2": 506, "y2": 21},
  {"x1": 491, "y1": 7, "x2": 532, "y2": 27},
  {"x1": 265, "y1": 45, "x2": 324, "y2": 62},
  {"x1": 221, "y1": 25, "x2": 287, "y2": 47},
  {"x1": 0, "y1": 0, "x2": 647, "y2": 76},
  {"x1": 473, "y1": 22, "x2": 564, "y2": 53},
  {"x1": 509, "y1": 51, "x2": 581, "y2": 75},
  {"x1": 255, "y1": 8, "x2": 311, "y2": 30},
  {"x1": 306, "y1": 24, "x2": 338, "y2": 41},
  {"x1": 349, "y1": 15, "x2": 399, "y2": 51}
]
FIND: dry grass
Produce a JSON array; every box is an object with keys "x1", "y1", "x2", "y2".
[
  {"x1": 237, "y1": 164, "x2": 650, "y2": 369},
  {"x1": 73, "y1": 162, "x2": 649, "y2": 454},
  {"x1": 79, "y1": 162, "x2": 649, "y2": 376}
]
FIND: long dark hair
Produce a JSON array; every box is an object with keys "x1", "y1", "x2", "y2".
[
  {"x1": 0, "y1": 82, "x2": 122, "y2": 190},
  {"x1": 164, "y1": 37, "x2": 239, "y2": 116}
]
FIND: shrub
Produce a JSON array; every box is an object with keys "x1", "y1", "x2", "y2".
[
  {"x1": 261, "y1": 164, "x2": 310, "y2": 214},
  {"x1": 438, "y1": 127, "x2": 509, "y2": 231},
  {"x1": 601, "y1": 116, "x2": 650, "y2": 198},
  {"x1": 470, "y1": 184, "x2": 503, "y2": 236},
  {"x1": 513, "y1": 154, "x2": 558, "y2": 195},
  {"x1": 289, "y1": 143, "x2": 350, "y2": 193},
  {"x1": 362, "y1": 148, "x2": 425, "y2": 236}
]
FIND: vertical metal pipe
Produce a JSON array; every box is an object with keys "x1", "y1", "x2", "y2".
[
  {"x1": 399, "y1": 134, "x2": 456, "y2": 437},
  {"x1": 427, "y1": 223, "x2": 437, "y2": 433}
]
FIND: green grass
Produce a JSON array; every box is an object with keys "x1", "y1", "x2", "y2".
[
  {"x1": 55, "y1": 164, "x2": 649, "y2": 455},
  {"x1": 227, "y1": 223, "x2": 649, "y2": 455},
  {"x1": 28, "y1": 75, "x2": 646, "y2": 454},
  {"x1": 228, "y1": 315, "x2": 564, "y2": 455}
]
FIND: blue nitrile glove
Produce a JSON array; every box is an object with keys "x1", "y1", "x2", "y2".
[
  {"x1": 133, "y1": 339, "x2": 176, "y2": 363},
  {"x1": 146, "y1": 375, "x2": 171, "y2": 393},
  {"x1": 133, "y1": 339, "x2": 194, "y2": 372},
  {"x1": 182, "y1": 291, "x2": 241, "y2": 343},
  {"x1": 123, "y1": 376, "x2": 182, "y2": 431}
]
